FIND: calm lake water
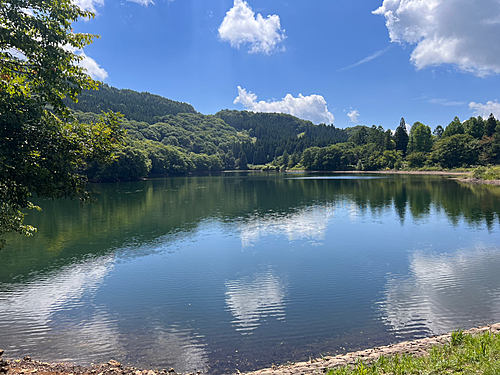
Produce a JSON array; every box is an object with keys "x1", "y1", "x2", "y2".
[{"x1": 2, "y1": 173, "x2": 500, "y2": 373}]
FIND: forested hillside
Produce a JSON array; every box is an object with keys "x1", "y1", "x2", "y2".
[
  {"x1": 69, "y1": 85, "x2": 500, "y2": 180},
  {"x1": 300, "y1": 116, "x2": 500, "y2": 171},
  {"x1": 216, "y1": 110, "x2": 347, "y2": 165},
  {"x1": 65, "y1": 84, "x2": 197, "y2": 124},
  {"x1": 68, "y1": 85, "x2": 350, "y2": 179}
]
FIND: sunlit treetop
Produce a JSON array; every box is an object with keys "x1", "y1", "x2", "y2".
[{"x1": 0, "y1": 0, "x2": 99, "y2": 116}]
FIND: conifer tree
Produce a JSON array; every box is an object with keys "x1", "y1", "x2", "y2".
[{"x1": 394, "y1": 118, "x2": 409, "y2": 155}]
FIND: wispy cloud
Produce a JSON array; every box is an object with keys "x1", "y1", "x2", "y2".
[
  {"x1": 127, "y1": 0, "x2": 154, "y2": 6},
  {"x1": 339, "y1": 46, "x2": 391, "y2": 71},
  {"x1": 428, "y1": 98, "x2": 466, "y2": 106}
]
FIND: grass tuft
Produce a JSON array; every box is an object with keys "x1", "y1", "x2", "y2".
[{"x1": 326, "y1": 331, "x2": 500, "y2": 375}]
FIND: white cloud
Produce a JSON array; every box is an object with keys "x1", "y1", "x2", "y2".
[
  {"x1": 218, "y1": 0, "x2": 285, "y2": 54},
  {"x1": 66, "y1": 46, "x2": 108, "y2": 80},
  {"x1": 78, "y1": 51, "x2": 108, "y2": 80},
  {"x1": 234, "y1": 86, "x2": 335, "y2": 124},
  {"x1": 469, "y1": 100, "x2": 500, "y2": 119},
  {"x1": 73, "y1": 0, "x2": 104, "y2": 13},
  {"x1": 347, "y1": 109, "x2": 360, "y2": 123},
  {"x1": 4, "y1": 44, "x2": 107, "y2": 81},
  {"x1": 373, "y1": 0, "x2": 500, "y2": 76}
]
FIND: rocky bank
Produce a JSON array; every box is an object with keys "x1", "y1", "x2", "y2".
[{"x1": 2, "y1": 323, "x2": 500, "y2": 375}]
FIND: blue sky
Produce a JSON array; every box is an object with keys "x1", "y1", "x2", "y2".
[{"x1": 73, "y1": 0, "x2": 500, "y2": 130}]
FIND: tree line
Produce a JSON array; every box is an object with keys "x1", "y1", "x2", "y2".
[
  {"x1": 300, "y1": 115, "x2": 500, "y2": 171},
  {"x1": 67, "y1": 85, "x2": 500, "y2": 179}
]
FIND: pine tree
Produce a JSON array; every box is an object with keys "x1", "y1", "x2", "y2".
[
  {"x1": 485, "y1": 114, "x2": 497, "y2": 137},
  {"x1": 394, "y1": 118, "x2": 409, "y2": 155}
]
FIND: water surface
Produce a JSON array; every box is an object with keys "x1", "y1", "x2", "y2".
[{"x1": 1, "y1": 173, "x2": 500, "y2": 373}]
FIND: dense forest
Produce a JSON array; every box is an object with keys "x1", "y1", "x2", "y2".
[
  {"x1": 68, "y1": 85, "x2": 500, "y2": 180},
  {"x1": 65, "y1": 84, "x2": 197, "y2": 123},
  {"x1": 300, "y1": 116, "x2": 500, "y2": 171}
]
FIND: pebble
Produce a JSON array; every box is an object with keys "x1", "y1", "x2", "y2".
[{"x1": 108, "y1": 360, "x2": 122, "y2": 368}]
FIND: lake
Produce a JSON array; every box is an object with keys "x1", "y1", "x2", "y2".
[{"x1": 1, "y1": 172, "x2": 500, "y2": 374}]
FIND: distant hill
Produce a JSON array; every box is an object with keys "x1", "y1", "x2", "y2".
[
  {"x1": 217, "y1": 110, "x2": 347, "y2": 141},
  {"x1": 65, "y1": 84, "x2": 197, "y2": 124},
  {"x1": 68, "y1": 85, "x2": 353, "y2": 179},
  {"x1": 216, "y1": 110, "x2": 348, "y2": 163},
  {"x1": 65, "y1": 85, "x2": 496, "y2": 177}
]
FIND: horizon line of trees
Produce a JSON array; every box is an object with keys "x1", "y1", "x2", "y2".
[
  {"x1": 65, "y1": 84, "x2": 500, "y2": 179},
  {"x1": 83, "y1": 112, "x2": 500, "y2": 181},
  {"x1": 300, "y1": 114, "x2": 500, "y2": 171}
]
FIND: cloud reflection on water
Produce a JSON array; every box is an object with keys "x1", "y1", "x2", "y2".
[
  {"x1": 225, "y1": 269, "x2": 286, "y2": 334},
  {"x1": 0, "y1": 254, "x2": 209, "y2": 373},
  {"x1": 0, "y1": 255, "x2": 120, "y2": 361},
  {"x1": 238, "y1": 205, "x2": 337, "y2": 247},
  {"x1": 379, "y1": 245, "x2": 500, "y2": 338}
]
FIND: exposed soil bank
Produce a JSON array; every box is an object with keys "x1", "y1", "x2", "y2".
[
  {"x1": 2, "y1": 324, "x2": 500, "y2": 375},
  {"x1": 455, "y1": 177, "x2": 500, "y2": 185}
]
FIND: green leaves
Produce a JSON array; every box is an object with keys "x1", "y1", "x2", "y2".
[
  {"x1": 0, "y1": 0, "x2": 125, "y2": 245},
  {"x1": 1, "y1": 0, "x2": 99, "y2": 116}
]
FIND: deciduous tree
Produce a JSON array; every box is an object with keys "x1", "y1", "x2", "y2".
[
  {"x1": 0, "y1": 0, "x2": 123, "y2": 244},
  {"x1": 408, "y1": 122, "x2": 433, "y2": 154}
]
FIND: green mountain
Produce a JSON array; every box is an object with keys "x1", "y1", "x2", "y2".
[
  {"x1": 68, "y1": 85, "x2": 352, "y2": 179},
  {"x1": 67, "y1": 85, "x2": 498, "y2": 176},
  {"x1": 65, "y1": 84, "x2": 197, "y2": 124},
  {"x1": 216, "y1": 110, "x2": 348, "y2": 164}
]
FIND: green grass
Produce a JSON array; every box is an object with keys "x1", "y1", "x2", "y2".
[
  {"x1": 471, "y1": 166, "x2": 500, "y2": 180},
  {"x1": 326, "y1": 331, "x2": 500, "y2": 375}
]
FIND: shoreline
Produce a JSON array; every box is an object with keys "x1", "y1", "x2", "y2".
[
  {"x1": 2, "y1": 323, "x2": 500, "y2": 375},
  {"x1": 455, "y1": 177, "x2": 500, "y2": 185},
  {"x1": 243, "y1": 323, "x2": 500, "y2": 375}
]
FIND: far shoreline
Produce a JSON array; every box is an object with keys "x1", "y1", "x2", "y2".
[{"x1": 283, "y1": 169, "x2": 467, "y2": 175}]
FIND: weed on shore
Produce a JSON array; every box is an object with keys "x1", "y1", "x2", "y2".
[{"x1": 327, "y1": 331, "x2": 500, "y2": 375}]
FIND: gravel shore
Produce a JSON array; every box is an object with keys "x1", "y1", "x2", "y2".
[{"x1": 2, "y1": 323, "x2": 500, "y2": 375}]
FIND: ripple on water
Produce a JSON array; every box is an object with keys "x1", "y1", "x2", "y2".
[
  {"x1": 378, "y1": 246, "x2": 500, "y2": 339},
  {"x1": 225, "y1": 269, "x2": 287, "y2": 334}
]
